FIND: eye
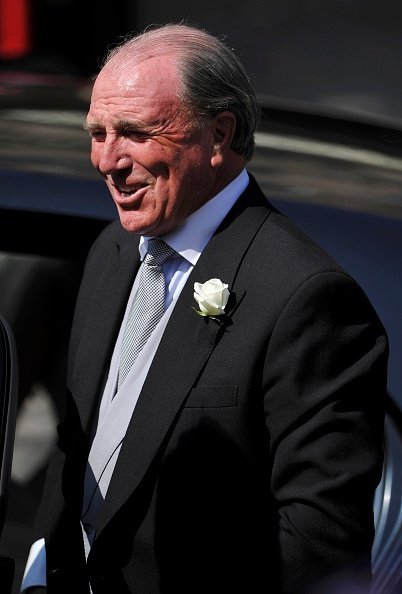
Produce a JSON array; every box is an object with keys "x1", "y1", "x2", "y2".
[
  {"x1": 121, "y1": 127, "x2": 150, "y2": 141},
  {"x1": 89, "y1": 130, "x2": 106, "y2": 142}
]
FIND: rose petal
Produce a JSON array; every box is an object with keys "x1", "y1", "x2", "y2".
[{"x1": 193, "y1": 278, "x2": 229, "y2": 317}]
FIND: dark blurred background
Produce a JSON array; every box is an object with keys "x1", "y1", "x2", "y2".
[{"x1": 1, "y1": 0, "x2": 402, "y2": 127}]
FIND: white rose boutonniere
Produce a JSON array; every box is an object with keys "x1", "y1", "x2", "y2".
[{"x1": 193, "y1": 278, "x2": 230, "y2": 321}]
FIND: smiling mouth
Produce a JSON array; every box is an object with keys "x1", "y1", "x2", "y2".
[{"x1": 114, "y1": 183, "x2": 147, "y2": 197}]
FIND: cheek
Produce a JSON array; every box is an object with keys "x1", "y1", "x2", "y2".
[{"x1": 90, "y1": 145, "x2": 101, "y2": 169}]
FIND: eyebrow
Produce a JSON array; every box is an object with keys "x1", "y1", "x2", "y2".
[
  {"x1": 83, "y1": 121, "x2": 101, "y2": 133},
  {"x1": 84, "y1": 119, "x2": 150, "y2": 133}
]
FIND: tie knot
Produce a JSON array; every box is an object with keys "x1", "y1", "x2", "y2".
[{"x1": 146, "y1": 238, "x2": 175, "y2": 267}]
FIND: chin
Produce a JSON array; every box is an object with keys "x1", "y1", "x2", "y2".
[
  {"x1": 117, "y1": 212, "x2": 143, "y2": 235},
  {"x1": 117, "y1": 212, "x2": 155, "y2": 236}
]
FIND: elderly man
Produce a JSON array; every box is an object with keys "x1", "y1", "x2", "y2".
[{"x1": 22, "y1": 23, "x2": 387, "y2": 594}]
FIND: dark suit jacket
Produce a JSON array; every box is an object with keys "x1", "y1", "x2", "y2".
[{"x1": 37, "y1": 177, "x2": 388, "y2": 594}]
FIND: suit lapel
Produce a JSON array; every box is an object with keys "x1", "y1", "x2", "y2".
[
  {"x1": 96, "y1": 179, "x2": 272, "y2": 536},
  {"x1": 72, "y1": 228, "x2": 141, "y2": 433}
]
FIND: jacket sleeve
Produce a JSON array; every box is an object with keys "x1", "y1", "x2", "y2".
[{"x1": 263, "y1": 271, "x2": 388, "y2": 593}]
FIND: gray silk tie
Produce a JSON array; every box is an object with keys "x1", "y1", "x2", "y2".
[{"x1": 118, "y1": 238, "x2": 174, "y2": 388}]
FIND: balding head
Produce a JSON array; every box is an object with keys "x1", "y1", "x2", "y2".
[{"x1": 101, "y1": 24, "x2": 259, "y2": 160}]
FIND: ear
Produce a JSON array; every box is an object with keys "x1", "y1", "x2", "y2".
[{"x1": 210, "y1": 111, "x2": 237, "y2": 168}]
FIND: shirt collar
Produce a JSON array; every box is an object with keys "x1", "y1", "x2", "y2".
[{"x1": 139, "y1": 169, "x2": 249, "y2": 264}]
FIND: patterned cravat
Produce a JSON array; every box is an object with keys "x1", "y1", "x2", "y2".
[{"x1": 118, "y1": 238, "x2": 174, "y2": 388}]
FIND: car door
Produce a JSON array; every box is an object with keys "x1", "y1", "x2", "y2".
[{"x1": 0, "y1": 315, "x2": 18, "y2": 594}]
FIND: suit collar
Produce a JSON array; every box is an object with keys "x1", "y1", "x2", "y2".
[{"x1": 71, "y1": 226, "x2": 141, "y2": 433}]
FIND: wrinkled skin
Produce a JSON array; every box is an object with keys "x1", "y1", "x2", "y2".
[{"x1": 86, "y1": 54, "x2": 245, "y2": 236}]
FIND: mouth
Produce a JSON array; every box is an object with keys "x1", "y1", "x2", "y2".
[
  {"x1": 113, "y1": 182, "x2": 148, "y2": 198},
  {"x1": 109, "y1": 181, "x2": 152, "y2": 209}
]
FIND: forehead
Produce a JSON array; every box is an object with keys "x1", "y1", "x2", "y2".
[{"x1": 89, "y1": 54, "x2": 183, "y2": 120}]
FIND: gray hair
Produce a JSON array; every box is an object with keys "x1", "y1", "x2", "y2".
[{"x1": 103, "y1": 24, "x2": 260, "y2": 160}]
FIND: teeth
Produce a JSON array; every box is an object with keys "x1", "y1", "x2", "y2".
[{"x1": 118, "y1": 186, "x2": 143, "y2": 196}]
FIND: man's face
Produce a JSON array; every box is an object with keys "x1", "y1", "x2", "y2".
[{"x1": 86, "y1": 54, "x2": 225, "y2": 236}]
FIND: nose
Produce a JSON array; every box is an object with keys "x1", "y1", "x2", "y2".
[{"x1": 95, "y1": 136, "x2": 132, "y2": 176}]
